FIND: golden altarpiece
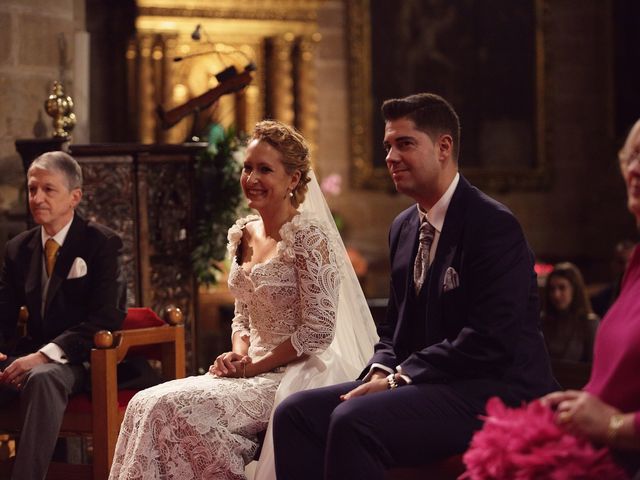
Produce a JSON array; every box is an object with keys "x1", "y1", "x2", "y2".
[{"x1": 129, "y1": 0, "x2": 321, "y2": 151}]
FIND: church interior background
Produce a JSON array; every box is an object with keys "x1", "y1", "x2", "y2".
[{"x1": 1, "y1": 0, "x2": 639, "y2": 373}]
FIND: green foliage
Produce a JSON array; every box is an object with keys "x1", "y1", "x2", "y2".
[{"x1": 191, "y1": 125, "x2": 246, "y2": 286}]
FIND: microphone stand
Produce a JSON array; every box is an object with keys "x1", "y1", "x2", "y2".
[{"x1": 156, "y1": 62, "x2": 256, "y2": 131}]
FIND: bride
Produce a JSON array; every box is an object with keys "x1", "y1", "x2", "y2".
[{"x1": 109, "y1": 120, "x2": 378, "y2": 480}]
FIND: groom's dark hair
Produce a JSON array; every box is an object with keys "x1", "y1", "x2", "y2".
[{"x1": 382, "y1": 93, "x2": 461, "y2": 161}]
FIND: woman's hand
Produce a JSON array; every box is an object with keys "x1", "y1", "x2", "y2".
[
  {"x1": 209, "y1": 352, "x2": 252, "y2": 377},
  {"x1": 541, "y1": 390, "x2": 620, "y2": 443}
]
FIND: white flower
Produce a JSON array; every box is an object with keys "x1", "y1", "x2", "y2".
[
  {"x1": 226, "y1": 214, "x2": 259, "y2": 258},
  {"x1": 232, "y1": 145, "x2": 247, "y2": 165}
]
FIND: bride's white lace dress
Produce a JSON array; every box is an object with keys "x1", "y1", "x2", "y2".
[{"x1": 109, "y1": 212, "x2": 340, "y2": 480}]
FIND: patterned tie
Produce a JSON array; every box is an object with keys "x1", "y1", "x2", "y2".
[
  {"x1": 45, "y1": 238, "x2": 60, "y2": 277},
  {"x1": 413, "y1": 218, "x2": 435, "y2": 294}
]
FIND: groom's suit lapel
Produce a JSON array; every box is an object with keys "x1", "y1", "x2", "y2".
[
  {"x1": 391, "y1": 211, "x2": 420, "y2": 349},
  {"x1": 396, "y1": 211, "x2": 420, "y2": 297},
  {"x1": 423, "y1": 177, "x2": 469, "y2": 341}
]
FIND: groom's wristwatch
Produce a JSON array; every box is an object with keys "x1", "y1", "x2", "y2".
[{"x1": 386, "y1": 373, "x2": 406, "y2": 389}]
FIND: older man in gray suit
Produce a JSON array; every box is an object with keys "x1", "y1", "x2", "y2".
[{"x1": 0, "y1": 151, "x2": 126, "y2": 480}]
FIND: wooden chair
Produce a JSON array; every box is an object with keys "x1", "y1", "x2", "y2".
[{"x1": 0, "y1": 306, "x2": 186, "y2": 480}]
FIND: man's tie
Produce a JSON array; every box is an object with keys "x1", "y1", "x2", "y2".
[
  {"x1": 45, "y1": 238, "x2": 60, "y2": 277},
  {"x1": 413, "y1": 218, "x2": 435, "y2": 294}
]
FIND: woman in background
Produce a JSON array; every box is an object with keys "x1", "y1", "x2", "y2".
[{"x1": 541, "y1": 262, "x2": 599, "y2": 363}]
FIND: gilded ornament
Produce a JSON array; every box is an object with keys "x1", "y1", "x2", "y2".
[{"x1": 44, "y1": 81, "x2": 76, "y2": 139}]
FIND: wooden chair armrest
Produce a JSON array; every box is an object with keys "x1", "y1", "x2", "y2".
[
  {"x1": 92, "y1": 305, "x2": 186, "y2": 378},
  {"x1": 93, "y1": 325, "x2": 186, "y2": 379}
]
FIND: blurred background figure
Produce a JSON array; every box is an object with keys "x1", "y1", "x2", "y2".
[
  {"x1": 542, "y1": 262, "x2": 599, "y2": 363},
  {"x1": 591, "y1": 240, "x2": 636, "y2": 318}
]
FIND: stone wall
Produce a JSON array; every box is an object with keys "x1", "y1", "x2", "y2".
[{"x1": 0, "y1": 0, "x2": 84, "y2": 249}]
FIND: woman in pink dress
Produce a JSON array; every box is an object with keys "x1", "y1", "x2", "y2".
[{"x1": 463, "y1": 120, "x2": 640, "y2": 479}]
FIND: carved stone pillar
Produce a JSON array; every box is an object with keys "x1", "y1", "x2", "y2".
[
  {"x1": 266, "y1": 33, "x2": 296, "y2": 124},
  {"x1": 137, "y1": 35, "x2": 156, "y2": 143},
  {"x1": 294, "y1": 33, "x2": 320, "y2": 164}
]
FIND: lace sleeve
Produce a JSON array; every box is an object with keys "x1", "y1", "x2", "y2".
[
  {"x1": 289, "y1": 222, "x2": 340, "y2": 356},
  {"x1": 230, "y1": 299, "x2": 250, "y2": 340}
]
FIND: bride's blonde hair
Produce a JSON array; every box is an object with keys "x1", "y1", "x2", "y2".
[{"x1": 250, "y1": 120, "x2": 311, "y2": 208}]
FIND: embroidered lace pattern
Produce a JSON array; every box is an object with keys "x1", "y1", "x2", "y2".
[{"x1": 109, "y1": 212, "x2": 339, "y2": 480}]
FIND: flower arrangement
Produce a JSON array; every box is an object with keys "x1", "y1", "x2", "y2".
[
  {"x1": 191, "y1": 124, "x2": 247, "y2": 286},
  {"x1": 461, "y1": 397, "x2": 628, "y2": 480}
]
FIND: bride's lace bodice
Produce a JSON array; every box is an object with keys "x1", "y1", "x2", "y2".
[{"x1": 227, "y1": 211, "x2": 340, "y2": 361}]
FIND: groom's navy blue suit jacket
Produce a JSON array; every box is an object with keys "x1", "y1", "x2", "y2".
[{"x1": 367, "y1": 175, "x2": 557, "y2": 400}]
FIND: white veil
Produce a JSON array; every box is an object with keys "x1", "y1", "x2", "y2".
[{"x1": 250, "y1": 171, "x2": 379, "y2": 480}]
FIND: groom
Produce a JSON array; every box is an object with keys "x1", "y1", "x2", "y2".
[{"x1": 273, "y1": 93, "x2": 558, "y2": 479}]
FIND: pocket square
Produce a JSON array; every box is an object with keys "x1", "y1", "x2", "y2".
[
  {"x1": 67, "y1": 257, "x2": 88, "y2": 279},
  {"x1": 443, "y1": 266, "x2": 460, "y2": 292}
]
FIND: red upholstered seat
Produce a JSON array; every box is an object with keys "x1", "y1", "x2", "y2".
[
  {"x1": 66, "y1": 390, "x2": 138, "y2": 414},
  {"x1": 121, "y1": 307, "x2": 167, "y2": 359},
  {"x1": 122, "y1": 307, "x2": 165, "y2": 329}
]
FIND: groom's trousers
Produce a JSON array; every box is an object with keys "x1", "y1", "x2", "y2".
[{"x1": 273, "y1": 378, "x2": 517, "y2": 480}]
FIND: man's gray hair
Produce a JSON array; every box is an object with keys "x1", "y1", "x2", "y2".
[{"x1": 28, "y1": 151, "x2": 83, "y2": 190}]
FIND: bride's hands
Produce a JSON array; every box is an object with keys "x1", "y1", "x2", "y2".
[{"x1": 209, "y1": 352, "x2": 252, "y2": 378}]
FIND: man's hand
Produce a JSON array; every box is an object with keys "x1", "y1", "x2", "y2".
[
  {"x1": 0, "y1": 352, "x2": 50, "y2": 388},
  {"x1": 209, "y1": 352, "x2": 251, "y2": 377},
  {"x1": 341, "y1": 373, "x2": 389, "y2": 401},
  {"x1": 541, "y1": 390, "x2": 619, "y2": 443}
]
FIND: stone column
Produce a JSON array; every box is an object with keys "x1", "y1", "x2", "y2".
[
  {"x1": 266, "y1": 33, "x2": 295, "y2": 124},
  {"x1": 294, "y1": 33, "x2": 320, "y2": 164}
]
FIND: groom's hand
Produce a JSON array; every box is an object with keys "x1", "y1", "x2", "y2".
[{"x1": 340, "y1": 375, "x2": 388, "y2": 401}]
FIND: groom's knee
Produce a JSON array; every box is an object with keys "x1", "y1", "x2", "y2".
[{"x1": 328, "y1": 397, "x2": 371, "y2": 442}]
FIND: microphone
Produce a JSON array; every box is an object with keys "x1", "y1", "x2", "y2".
[
  {"x1": 191, "y1": 24, "x2": 202, "y2": 41},
  {"x1": 173, "y1": 49, "x2": 219, "y2": 63}
]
